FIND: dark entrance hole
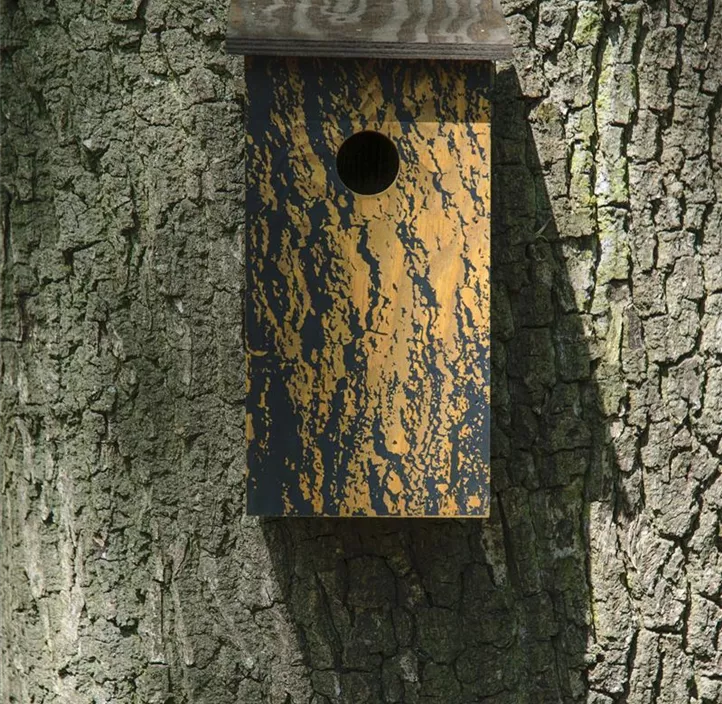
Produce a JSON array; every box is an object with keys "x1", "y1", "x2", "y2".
[{"x1": 336, "y1": 131, "x2": 400, "y2": 195}]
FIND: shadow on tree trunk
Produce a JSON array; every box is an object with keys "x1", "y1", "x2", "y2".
[
  {"x1": 3, "y1": 1, "x2": 720, "y2": 701},
  {"x1": 260, "y1": 66, "x2": 617, "y2": 704}
]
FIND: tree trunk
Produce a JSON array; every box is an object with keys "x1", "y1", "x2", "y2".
[{"x1": 1, "y1": 0, "x2": 720, "y2": 702}]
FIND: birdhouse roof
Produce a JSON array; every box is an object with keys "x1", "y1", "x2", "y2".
[{"x1": 226, "y1": 0, "x2": 513, "y2": 60}]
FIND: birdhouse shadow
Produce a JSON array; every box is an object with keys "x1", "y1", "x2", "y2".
[{"x1": 260, "y1": 66, "x2": 618, "y2": 703}]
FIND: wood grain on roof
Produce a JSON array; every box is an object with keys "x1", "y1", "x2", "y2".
[{"x1": 227, "y1": 0, "x2": 512, "y2": 60}]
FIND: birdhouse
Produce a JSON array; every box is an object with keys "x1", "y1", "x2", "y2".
[{"x1": 227, "y1": 0, "x2": 512, "y2": 517}]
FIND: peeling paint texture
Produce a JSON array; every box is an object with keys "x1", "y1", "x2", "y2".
[{"x1": 1, "y1": 0, "x2": 721, "y2": 702}]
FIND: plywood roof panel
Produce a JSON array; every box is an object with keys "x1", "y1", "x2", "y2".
[{"x1": 227, "y1": 0, "x2": 512, "y2": 59}]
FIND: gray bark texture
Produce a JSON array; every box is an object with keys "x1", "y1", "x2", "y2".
[{"x1": 1, "y1": 0, "x2": 721, "y2": 702}]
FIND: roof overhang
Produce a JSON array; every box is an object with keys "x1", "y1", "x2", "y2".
[{"x1": 226, "y1": 0, "x2": 513, "y2": 60}]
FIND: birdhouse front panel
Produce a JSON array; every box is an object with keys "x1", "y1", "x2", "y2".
[{"x1": 245, "y1": 56, "x2": 491, "y2": 517}]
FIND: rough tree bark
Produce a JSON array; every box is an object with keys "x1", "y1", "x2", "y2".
[{"x1": 1, "y1": 0, "x2": 720, "y2": 702}]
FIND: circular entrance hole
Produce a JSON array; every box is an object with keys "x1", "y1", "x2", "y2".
[{"x1": 336, "y1": 131, "x2": 400, "y2": 195}]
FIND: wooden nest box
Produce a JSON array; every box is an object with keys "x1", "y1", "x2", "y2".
[{"x1": 227, "y1": 0, "x2": 512, "y2": 517}]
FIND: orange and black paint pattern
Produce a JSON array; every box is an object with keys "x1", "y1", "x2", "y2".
[{"x1": 246, "y1": 57, "x2": 491, "y2": 517}]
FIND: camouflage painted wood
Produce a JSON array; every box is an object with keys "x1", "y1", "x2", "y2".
[{"x1": 246, "y1": 57, "x2": 491, "y2": 517}]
